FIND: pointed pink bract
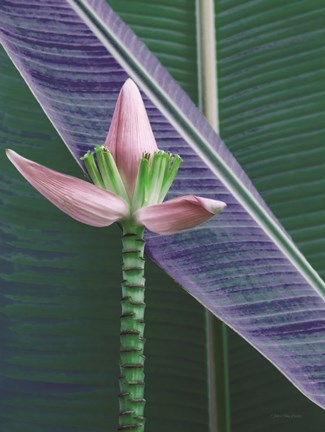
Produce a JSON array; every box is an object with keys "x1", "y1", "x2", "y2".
[
  {"x1": 6, "y1": 150, "x2": 129, "y2": 227},
  {"x1": 105, "y1": 79, "x2": 158, "y2": 196},
  {"x1": 135, "y1": 195, "x2": 226, "y2": 235}
]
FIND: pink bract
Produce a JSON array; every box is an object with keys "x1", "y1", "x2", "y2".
[
  {"x1": 135, "y1": 195, "x2": 226, "y2": 235},
  {"x1": 6, "y1": 150, "x2": 129, "y2": 227},
  {"x1": 105, "y1": 79, "x2": 158, "y2": 197}
]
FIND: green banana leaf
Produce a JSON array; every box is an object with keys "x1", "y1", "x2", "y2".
[
  {"x1": 110, "y1": 3, "x2": 325, "y2": 430},
  {"x1": 213, "y1": 1, "x2": 325, "y2": 429}
]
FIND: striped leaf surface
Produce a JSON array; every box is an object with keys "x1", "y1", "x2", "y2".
[{"x1": 214, "y1": 1, "x2": 325, "y2": 428}]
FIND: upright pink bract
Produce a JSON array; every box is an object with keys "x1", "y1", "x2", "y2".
[{"x1": 105, "y1": 79, "x2": 158, "y2": 196}]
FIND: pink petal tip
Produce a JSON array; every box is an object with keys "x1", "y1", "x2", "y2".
[{"x1": 135, "y1": 195, "x2": 226, "y2": 235}]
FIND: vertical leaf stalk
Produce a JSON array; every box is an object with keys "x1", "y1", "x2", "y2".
[
  {"x1": 196, "y1": 1, "x2": 231, "y2": 431},
  {"x1": 119, "y1": 223, "x2": 146, "y2": 431}
]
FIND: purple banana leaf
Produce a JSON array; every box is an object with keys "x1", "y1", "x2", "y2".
[{"x1": 1, "y1": 0, "x2": 325, "y2": 409}]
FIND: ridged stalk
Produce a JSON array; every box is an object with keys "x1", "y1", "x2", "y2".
[{"x1": 119, "y1": 222, "x2": 146, "y2": 431}]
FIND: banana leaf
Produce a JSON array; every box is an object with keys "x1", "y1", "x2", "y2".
[{"x1": 0, "y1": 0, "x2": 324, "y2": 429}]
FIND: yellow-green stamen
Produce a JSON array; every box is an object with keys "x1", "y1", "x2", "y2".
[
  {"x1": 81, "y1": 150, "x2": 104, "y2": 188},
  {"x1": 133, "y1": 150, "x2": 183, "y2": 210},
  {"x1": 81, "y1": 146, "x2": 129, "y2": 202}
]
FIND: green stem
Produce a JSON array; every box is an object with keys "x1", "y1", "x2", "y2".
[{"x1": 119, "y1": 222, "x2": 146, "y2": 431}]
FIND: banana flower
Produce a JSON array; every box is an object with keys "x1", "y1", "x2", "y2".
[
  {"x1": 6, "y1": 79, "x2": 226, "y2": 432},
  {"x1": 6, "y1": 79, "x2": 226, "y2": 234}
]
